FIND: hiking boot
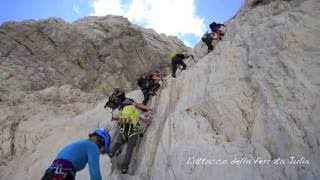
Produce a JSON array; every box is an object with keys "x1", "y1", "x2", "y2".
[
  {"x1": 121, "y1": 168, "x2": 128, "y2": 174},
  {"x1": 172, "y1": 74, "x2": 176, "y2": 78}
]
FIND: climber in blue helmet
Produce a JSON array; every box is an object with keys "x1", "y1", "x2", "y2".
[{"x1": 41, "y1": 128, "x2": 111, "y2": 180}]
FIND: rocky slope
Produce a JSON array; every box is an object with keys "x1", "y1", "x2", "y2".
[
  {"x1": 1, "y1": 0, "x2": 320, "y2": 179},
  {"x1": 0, "y1": 15, "x2": 187, "y2": 95},
  {"x1": 0, "y1": 15, "x2": 188, "y2": 176},
  {"x1": 155, "y1": 0, "x2": 320, "y2": 179}
]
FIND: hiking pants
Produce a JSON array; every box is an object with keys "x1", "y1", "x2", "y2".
[
  {"x1": 109, "y1": 132, "x2": 139, "y2": 170},
  {"x1": 41, "y1": 170, "x2": 74, "y2": 180},
  {"x1": 204, "y1": 40, "x2": 214, "y2": 51},
  {"x1": 172, "y1": 59, "x2": 186, "y2": 77},
  {"x1": 41, "y1": 159, "x2": 75, "y2": 180},
  {"x1": 142, "y1": 89, "x2": 150, "y2": 105},
  {"x1": 142, "y1": 83, "x2": 160, "y2": 105}
]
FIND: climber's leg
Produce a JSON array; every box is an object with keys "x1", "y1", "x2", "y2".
[
  {"x1": 109, "y1": 133, "x2": 125, "y2": 158},
  {"x1": 179, "y1": 60, "x2": 187, "y2": 70},
  {"x1": 142, "y1": 89, "x2": 150, "y2": 105},
  {"x1": 121, "y1": 133, "x2": 138, "y2": 173},
  {"x1": 171, "y1": 61, "x2": 178, "y2": 78}
]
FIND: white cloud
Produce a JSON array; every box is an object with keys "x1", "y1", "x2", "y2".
[
  {"x1": 90, "y1": 0, "x2": 205, "y2": 40},
  {"x1": 125, "y1": 0, "x2": 205, "y2": 38},
  {"x1": 73, "y1": 5, "x2": 82, "y2": 14},
  {"x1": 90, "y1": 0, "x2": 123, "y2": 16}
]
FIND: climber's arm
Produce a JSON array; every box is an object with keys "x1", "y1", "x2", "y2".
[
  {"x1": 87, "y1": 143, "x2": 102, "y2": 180},
  {"x1": 134, "y1": 102, "x2": 152, "y2": 112},
  {"x1": 152, "y1": 75, "x2": 162, "y2": 81}
]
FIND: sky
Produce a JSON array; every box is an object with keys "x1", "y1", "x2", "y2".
[{"x1": 0, "y1": 0, "x2": 244, "y2": 47}]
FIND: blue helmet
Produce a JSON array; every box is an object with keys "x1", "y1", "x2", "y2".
[{"x1": 93, "y1": 128, "x2": 111, "y2": 153}]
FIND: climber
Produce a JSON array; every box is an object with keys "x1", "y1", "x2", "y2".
[
  {"x1": 201, "y1": 32, "x2": 215, "y2": 53},
  {"x1": 104, "y1": 88, "x2": 152, "y2": 127},
  {"x1": 209, "y1": 21, "x2": 226, "y2": 41},
  {"x1": 137, "y1": 70, "x2": 163, "y2": 105},
  {"x1": 104, "y1": 89, "x2": 151, "y2": 174},
  {"x1": 41, "y1": 128, "x2": 111, "y2": 180},
  {"x1": 108, "y1": 105, "x2": 140, "y2": 174},
  {"x1": 104, "y1": 88, "x2": 151, "y2": 112},
  {"x1": 171, "y1": 52, "x2": 194, "y2": 78}
]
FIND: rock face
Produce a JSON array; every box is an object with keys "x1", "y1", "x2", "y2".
[
  {"x1": 0, "y1": 15, "x2": 188, "y2": 177},
  {"x1": 0, "y1": 15, "x2": 187, "y2": 95},
  {"x1": 153, "y1": 0, "x2": 319, "y2": 179},
  {"x1": 1, "y1": 0, "x2": 320, "y2": 179}
]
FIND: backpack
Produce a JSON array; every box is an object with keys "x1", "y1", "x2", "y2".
[
  {"x1": 137, "y1": 75, "x2": 152, "y2": 90},
  {"x1": 169, "y1": 52, "x2": 177, "y2": 60},
  {"x1": 104, "y1": 88, "x2": 125, "y2": 110},
  {"x1": 201, "y1": 32, "x2": 213, "y2": 43},
  {"x1": 171, "y1": 52, "x2": 186, "y2": 62},
  {"x1": 137, "y1": 76, "x2": 146, "y2": 88},
  {"x1": 210, "y1": 22, "x2": 217, "y2": 30},
  {"x1": 119, "y1": 105, "x2": 139, "y2": 127},
  {"x1": 210, "y1": 22, "x2": 224, "y2": 32}
]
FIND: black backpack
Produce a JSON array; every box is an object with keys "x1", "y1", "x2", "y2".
[
  {"x1": 137, "y1": 75, "x2": 151, "y2": 90},
  {"x1": 137, "y1": 76, "x2": 145, "y2": 87},
  {"x1": 210, "y1": 22, "x2": 217, "y2": 30},
  {"x1": 210, "y1": 22, "x2": 224, "y2": 31},
  {"x1": 104, "y1": 88, "x2": 125, "y2": 110}
]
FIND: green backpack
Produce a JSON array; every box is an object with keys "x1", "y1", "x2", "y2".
[{"x1": 119, "y1": 105, "x2": 139, "y2": 127}]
